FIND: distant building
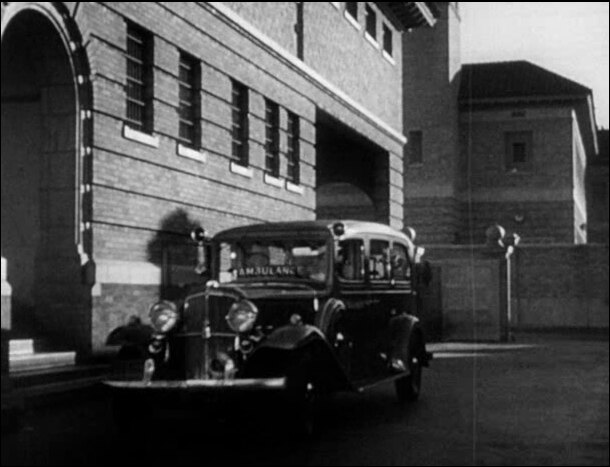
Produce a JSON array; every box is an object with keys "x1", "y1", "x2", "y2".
[
  {"x1": 458, "y1": 61, "x2": 598, "y2": 244},
  {"x1": 0, "y1": 2, "x2": 437, "y2": 353},
  {"x1": 402, "y1": 36, "x2": 599, "y2": 244},
  {"x1": 587, "y1": 129, "x2": 609, "y2": 243}
]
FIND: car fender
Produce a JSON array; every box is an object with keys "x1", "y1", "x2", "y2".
[
  {"x1": 258, "y1": 324, "x2": 325, "y2": 352},
  {"x1": 245, "y1": 324, "x2": 352, "y2": 391},
  {"x1": 106, "y1": 321, "x2": 154, "y2": 354},
  {"x1": 388, "y1": 314, "x2": 430, "y2": 367}
]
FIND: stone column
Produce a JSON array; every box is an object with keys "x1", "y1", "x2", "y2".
[
  {"x1": 2, "y1": 256, "x2": 12, "y2": 375},
  {"x1": 1, "y1": 257, "x2": 11, "y2": 332}
]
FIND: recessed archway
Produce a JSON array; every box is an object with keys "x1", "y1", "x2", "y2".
[
  {"x1": 315, "y1": 110, "x2": 391, "y2": 223},
  {"x1": 1, "y1": 7, "x2": 88, "y2": 349}
]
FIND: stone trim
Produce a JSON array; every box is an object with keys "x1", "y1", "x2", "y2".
[
  {"x1": 123, "y1": 125, "x2": 161, "y2": 148},
  {"x1": 177, "y1": 143, "x2": 208, "y2": 163}
]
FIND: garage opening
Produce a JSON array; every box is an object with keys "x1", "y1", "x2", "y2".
[
  {"x1": 316, "y1": 110, "x2": 391, "y2": 224},
  {"x1": 1, "y1": 11, "x2": 86, "y2": 349}
]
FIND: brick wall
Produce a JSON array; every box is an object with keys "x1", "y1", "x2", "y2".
[
  {"x1": 512, "y1": 244, "x2": 609, "y2": 329},
  {"x1": 423, "y1": 243, "x2": 609, "y2": 338},
  {"x1": 459, "y1": 200, "x2": 575, "y2": 245},
  {"x1": 402, "y1": 4, "x2": 462, "y2": 242},
  {"x1": 224, "y1": 3, "x2": 403, "y2": 131},
  {"x1": 458, "y1": 105, "x2": 581, "y2": 244}
]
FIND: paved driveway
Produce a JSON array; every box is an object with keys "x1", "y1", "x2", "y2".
[{"x1": 2, "y1": 333, "x2": 608, "y2": 466}]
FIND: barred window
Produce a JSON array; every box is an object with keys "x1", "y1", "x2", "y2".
[
  {"x1": 231, "y1": 81, "x2": 249, "y2": 166},
  {"x1": 346, "y1": 2, "x2": 358, "y2": 20},
  {"x1": 178, "y1": 52, "x2": 201, "y2": 147},
  {"x1": 265, "y1": 100, "x2": 280, "y2": 177},
  {"x1": 365, "y1": 4, "x2": 377, "y2": 40},
  {"x1": 383, "y1": 23, "x2": 393, "y2": 56},
  {"x1": 126, "y1": 23, "x2": 154, "y2": 133},
  {"x1": 287, "y1": 112, "x2": 301, "y2": 184},
  {"x1": 505, "y1": 131, "x2": 533, "y2": 171}
]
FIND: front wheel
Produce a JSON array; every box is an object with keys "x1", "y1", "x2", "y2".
[{"x1": 395, "y1": 338, "x2": 423, "y2": 402}]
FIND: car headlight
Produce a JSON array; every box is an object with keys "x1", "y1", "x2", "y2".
[
  {"x1": 149, "y1": 301, "x2": 179, "y2": 333},
  {"x1": 226, "y1": 300, "x2": 258, "y2": 334}
]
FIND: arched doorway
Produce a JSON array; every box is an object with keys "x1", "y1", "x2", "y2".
[
  {"x1": 315, "y1": 110, "x2": 391, "y2": 224},
  {"x1": 1, "y1": 8, "x2": 87, "y2": 350},
  {"x1": 317, "y1": 182, "x2": 377, "y2": 221}
]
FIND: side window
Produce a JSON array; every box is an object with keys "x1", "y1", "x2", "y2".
[
  {"x1": 369, "y1": 240, "x2": 390, "y2": 281},
  {"x1": 391, "y1": 243, "x2": 411, "y2": 281},
  {"x1": 337, "y1": 239, "x2": 364, "y2": 281}
]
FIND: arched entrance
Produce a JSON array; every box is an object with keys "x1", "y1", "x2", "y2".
[
  {"x1": 316, "y1": 110, "x2": 391, "y2": 223},
  {"x1": 1, "y1": 7, "x2": 89, "y2": 350}
]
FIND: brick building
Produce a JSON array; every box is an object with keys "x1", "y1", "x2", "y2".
[
  {"x1": 403, "y1": 48, "x2": 600, "y2": 244},
  {"x1": 0, "y1": 2, "x2": 440, "y2": 353}
]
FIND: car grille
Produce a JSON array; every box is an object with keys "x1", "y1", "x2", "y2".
[{"x1": 180, "y1": 292, "x2": 238, "y2": 380}]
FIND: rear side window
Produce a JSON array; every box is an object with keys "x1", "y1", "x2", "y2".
[
  {"x1": 369, "y1": 240, "x2": 390, "y2": 281},
  {"x1": 337, "y1": 239, "x2": 365, "y2": 281},
  {"x1": 391, "y1": 243, "x2": 411, "y2": 281}
]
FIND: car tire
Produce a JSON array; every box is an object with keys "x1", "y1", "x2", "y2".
[{"x1": 395, "y1": 336, "x2": 423, "y2": 403}]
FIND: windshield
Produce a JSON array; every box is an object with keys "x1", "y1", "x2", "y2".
[{"x1": 218, "y1": 238, "x2": 330, "y2": 284}]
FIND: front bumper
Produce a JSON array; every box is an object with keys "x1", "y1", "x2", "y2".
[{"x1": 104, "y1": 377, "x2": 287, "y2": 393}]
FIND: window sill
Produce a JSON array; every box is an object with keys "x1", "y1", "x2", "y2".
[
  {"x1": 123, "y1": 125, "x2": 160, "y2": 148},
  {"x1": 286, "y1": 181, "x2": 304, "y2": 195},
  {"x1": 264, "y1": 173, "x2": 283, "y2": 188},
  {"x1": 177, "y1": 144, "x2": 207, "y2": 163},
  {"x1": 382, "y1": 50, "x2": 396, "y2": 65},
  {"x1": 344, "y1": 11, "x2": 361, "y2": 30},
  {"x1": 365, "y1": 32, "x2": 380, "y2": 49},
  {"x1": 230, "y1": 161, "x2": 253, "y2": 178}
]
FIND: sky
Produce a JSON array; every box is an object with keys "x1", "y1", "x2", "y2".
[{"x1": 460, "y1": 2, "x2": 610, "y2": 129}]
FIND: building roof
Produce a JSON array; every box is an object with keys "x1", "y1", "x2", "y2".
[{"x1": 459, "y1": 61, "x2": 592, "y2": 102}]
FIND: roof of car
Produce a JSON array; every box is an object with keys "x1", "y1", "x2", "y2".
[{"x1": 215, "y1": 220, "x2": 414, "y2": 245}]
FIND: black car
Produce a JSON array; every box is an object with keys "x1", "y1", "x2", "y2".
[{"x1": 104, "y1": 220, "x2": 432, "y2": 434}]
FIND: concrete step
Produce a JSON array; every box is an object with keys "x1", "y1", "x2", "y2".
[
  {"x1": 10, "y1": 363, "x2": 109, "y2": 390},
  {"x1": 9, "y1": 351, "x2": 76, "y2": 373},
  {"x1": 9, "y1": 340, "x2": 34, "y2": 357}
]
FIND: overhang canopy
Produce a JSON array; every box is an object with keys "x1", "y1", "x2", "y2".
[{"x1": 376, "y1": 2, "x2": 438, "y2": 30}]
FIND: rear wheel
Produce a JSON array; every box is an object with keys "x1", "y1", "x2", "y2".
[{"x1": 395, "y1": 335, "x2": 423, "y2": 402}]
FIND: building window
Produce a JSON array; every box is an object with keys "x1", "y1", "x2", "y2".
[
  {"x1": 265, "y1": 100, "x2": 280, "y2": 177},
  {"x1": 126, "y1": 22, "x2": 154, "y2": 133},
  {"x1": 231, "y1": 80, "x2": 249, "y2": 166},
  {"x1": 287, "y1": 112, "x2": 301, "y2": 184},
  {"x1": 505, "y1": 131, "x2": 533, "y2": 171},
  {"x1": 345, "y1": 2, "x2": 358, "y2": 21},
  {"x1": 383, "y1": 23, "x2": 393, "y2": 56},
  {"x1": 365, "y1": 4, "x2": 377, "y2": 40},
  {"x1": 407, "y1": 130, "x2": 423, "y2": 165},
  {"x1": 178, "y1": 52, "x2": 201, "y2": 148}
]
